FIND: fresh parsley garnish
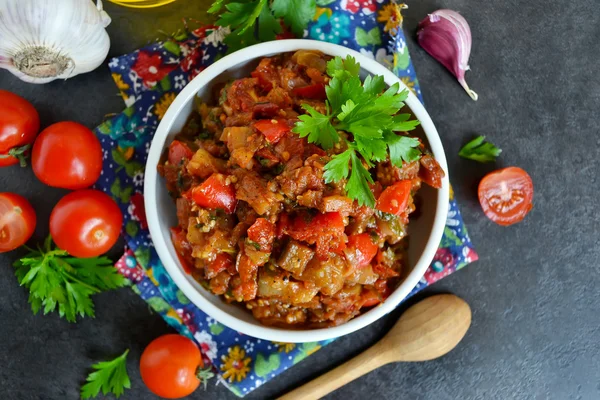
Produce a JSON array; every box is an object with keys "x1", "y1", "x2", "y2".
[
  {"x1": 13, "y1": 236, "x2": 128, "y2": 322},
  {"x1": 81, "y1": 350, "x2": 131, "y2": 399},
  {"x1": 210, "y1": 0, "x2": 316, "y2": 52},
  {"x1": 459, "y1": 135, "x2": 502, "y2": 163},
  {"x1": 294, "y1": 55, "x2": 422, "y2": 207}
]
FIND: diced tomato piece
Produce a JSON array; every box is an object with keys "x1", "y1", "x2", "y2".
[
  {"x1": 376, "y1": 180, "x2": 412, "y2": 216},
  {"x1": 168, "y1": 140, "x2": 194, "y2": 165},
  {"x1": 170, "y1": 227, "x2": 194, "y2": 274},
  {"x1": 251, "y1": 70, "x2": 274, "y2": 92},
  {"x1": 252, "y1": 102, "x2": 280, "y2": 119},
  {"x1": 247, "y1": 218, "x2": 276, "y2": 252},
  {"x1": 292, "y1": 83, "x2": 327, "y2": 100},
  {"x1": 361, "y1": 288, "x2": 381, "y2": 308},
  {"x1": 419, "y1": 154, "x2": 445, "y2": 189},
  {"x1": 286, "y1": 212, "x2": 347, "y2": 259},
  {"x1": 207, "y1": 253, "x2": 234, "y2": 276},
  {"x1": 254, "y1": 119, "x2": 291, "y2": 144},
  {"x1": 345, "y1": 233, "x2": 379, "y2": 268},
  {"x1": 191, "y1": 173, "x2": 237, "y2": 213}
]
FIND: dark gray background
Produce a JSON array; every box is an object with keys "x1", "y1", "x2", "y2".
[{"x1": 1, "y1": 1, "x2": 598, "y2": 399}]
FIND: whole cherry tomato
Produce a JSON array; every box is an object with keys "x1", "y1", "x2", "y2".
[
  {"x1": 0, "y1": 193, "x2": 36, "y2": 253},
  {"x1": 31, "y1": 121, "x2": 103, "y2": 189},
  {"x1": 0, "y1": 90, "x2": 40, "y2": 167},
  {"x1": 478, "y1": 166, "x2": 533, "y2": 226},
  {"x1": 50, "y1": 190, "x2": 122, "y2": 257},
  {"x1": 140, "y1": 334, "x2": 213, "y2": 399}
]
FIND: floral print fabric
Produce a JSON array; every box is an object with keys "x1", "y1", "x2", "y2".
[{"x1": 96, "y1": 2, "x2": 477, "y2": 397}]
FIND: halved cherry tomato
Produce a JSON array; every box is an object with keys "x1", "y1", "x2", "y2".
[
  {"x1": 0, "y1": 193, "x2": 36, "y2": 253},
  {"x1": 191, "y1": 173, "x2": 237, "y2": 213},
  {"x1": 345, "y1": 233, "x2": 379, "y2": 268},
  {"x1": 31, "y1": 122, "x2": 103, "y2": 189},
  {"x1": 0, "y1": 90, "x2": 40, "y2": 167},
  {"x1": 254, "y1": 119, "x2": 290, "y2": 144},
  {"x1": 247, "y1": 218, "x2": 276, "y2": 252},
  {"x1": 170, "y1": 227, "x2": 194, "y2": 273},
  {"x1": 50, "y1": 190, "x2": 122, "y2": 258},
  {"x1": 292, "y1": 83, "x2": 327, "y2": 100},
  {"x1": 168, "y1": 140, "x2": 194, "y2": 165},
  {"x1": 376, "y1": 180, "x2": 412, "y2": 215},
  {"x1": 141, "y1": 334, "x2": 213, "y2": 399},
  {"x1": 478, "y1": 167, "x2": 533, "y2": 226}
]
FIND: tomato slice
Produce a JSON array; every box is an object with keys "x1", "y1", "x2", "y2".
[
  {"x1": 292, "y1": 83, "x2": 327, "y2": 100},
  {"x1": 247, "y1": 218, "x2": 276, "y2": 252},
  {"x1": 376, "y1": 180, "x2": 412, "y2": 216},
  {"x1": 168, "y1": 140, "x2": 194, "y2": 165},
  {"x1": 0, "y1": 193, "x2": 36, "y2": 253},
  {"x1": 478, "y1": 167, "x2": 533, "y2": 226},
  {"x1": 345, "y1": 233, "x2": 379, "y2": 268},
  {"x1": 191, "y1": 173, "x2": 237, "y2": 213},
  {"x1": 254, "y1": 119, "x2": 290, "y2": 144}
]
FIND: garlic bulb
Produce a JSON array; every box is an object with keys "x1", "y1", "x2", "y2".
[{"x1": 0, "y1": 0, "x2": 111, "y2": 84}]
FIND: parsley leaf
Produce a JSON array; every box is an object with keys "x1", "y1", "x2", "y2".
[
  {"x1": 459, "y1": 135, "x2": 502, "y2": 163},
  {"x1": 271, "y1": 0, "x2": 316, "y2": 37},
  {"x1": 385, "y1": 131, "x2": 422, "y2": 166},
  {"x1": 347, "y1": 151, "x2": 375, "y2": 207},
  {"x1": 81, "y1": 350, "x2": 131, "y2": 399},
  {"x1": 293, "y1": 104, "x2": 339, "y2": 149},
  {"x1": 324, "y1": 149, "x2": 352, "y2": 183},
  {"x1": 258, "y1": 3, "x2": 282, "y2": 41},
  {"x1": 13, "y1": 236, "x2": 128, "y2": 322}
]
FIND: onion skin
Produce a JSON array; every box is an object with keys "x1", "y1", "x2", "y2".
[{"x1": 417, "y1": 9, "x2": 478, "y2": 100}]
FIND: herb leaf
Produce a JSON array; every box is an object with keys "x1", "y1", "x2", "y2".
[
  {"x1": 293, "y1": 104, "x2": 339, "y2": 149},
  {"x1": 324, "y1": 149, "x2": 352, "y2": 183},
  {"x1": 13, "y1": 237, "x2": 127, "y2": 322},
  {"x1": 347, "y1": 151, "x2": 376, "y2": 207},
  {"x1": 271, "y1": 0, "x2": 316, "y2": 37},
  {"x1": 81, "y1": 350, "x2": 131, "y2": 399},
  {"x1": 385, "y1": 131, "x2": 422, "y2": 167},
  {"x1": 459, "y1": 135, "x2": 502, "y2": 163}
]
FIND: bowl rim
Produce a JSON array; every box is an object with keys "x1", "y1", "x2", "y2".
[{"x1": 144, "y1": 39, "x2": 449, "y2": 342}]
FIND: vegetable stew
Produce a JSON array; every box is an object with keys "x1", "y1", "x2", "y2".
[{"x1": 158, "y1": 50, "x2": 444, "y2": 328}]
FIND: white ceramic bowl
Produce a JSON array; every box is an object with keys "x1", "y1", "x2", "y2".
[{"x1": 145, "y1": 39, "x2": 449, "y2": 342}]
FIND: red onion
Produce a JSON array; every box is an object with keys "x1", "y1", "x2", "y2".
[{"x1": 417, "y1": 9, "x2": 478, "y2": 101}]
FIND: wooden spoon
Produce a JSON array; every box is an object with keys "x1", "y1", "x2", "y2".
[{"x1": 278, "y1": 294, "x2": 471, "y2": 400}]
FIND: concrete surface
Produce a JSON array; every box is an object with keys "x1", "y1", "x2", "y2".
[{"x1": 0, "y1": 0, "x2": 599, "y2": 399}]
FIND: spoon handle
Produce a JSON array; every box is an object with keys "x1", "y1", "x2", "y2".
[{"x1": 278, "y1": 342, "x2": 388, "y2": 400}]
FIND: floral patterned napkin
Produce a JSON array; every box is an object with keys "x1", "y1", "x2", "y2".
[{"x1": 95, "y1": 1, "x2": 478, "y2": 396}]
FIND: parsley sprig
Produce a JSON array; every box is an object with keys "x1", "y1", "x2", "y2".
[
  {"x1": 13, "y1": 236, "x2": 128, "y2": 322},
  {"x1": 81, "y1": 350, "x2": 131, "y2": 399},
  {"x1": 210, "y1": 0, "x2": 316, "y2": 52},
  {"x1": 293, "y1": 56, "x2": 422, "y2": 207},
  {"x1": 459, "y1": 135, "x2": 502, "y2": 163}
]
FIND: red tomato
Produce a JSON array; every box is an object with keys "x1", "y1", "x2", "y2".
[
  {"x1": 191, "y1": 174, "x2": 237, "y2": 213},
  {"x1": 419, "y1": 154, "x2": 445, "y2": 189},
  {"x1": 285, "y1": 212, "x2": 347, "y2": 258},
  {"x1": 292, "y1": 83, "x2": 327, "y2": 100},
  {"x1": 478, "y1": 167, "x2": 533, "y2": 226},
  {"x1": 168, "y1": 140, "x2": 194, "y2": 165},
  {"x1": 170, "y1": 227, "x2": 194, "y2": 273},
  {"x1": 247, "y1": 218, "x2": 276, "y2": 251},
  {"x1": 50, "y1": 190, "x2": 122, "y2": 258},
  {"x1": 376, "y1": 180, "x2": 412, "y2": 215},
  {"x1": 207, "y1": 253, "x2": 234, "y2": 276},
  {"x1": 141, "y1": 334, "x2": 212, "y2": 399},
  {"x1": 0, "y1": 90, "x2": 40, "y2": 167},
  {"x1": 31, "y1": 122, "x2": 103, "y2": 189},
  {"x1": 345, "y1": 233, "x2": 379, "y2": 268},
  {"x1": 253, "y1": 119, "x2": 290, "y2": 144},
  {"x1": 361, "y1": 288, "x2": 381, "y2": 308},
  {"x1": 0, "y1": 193, "x2": 36, "y2": 253}
]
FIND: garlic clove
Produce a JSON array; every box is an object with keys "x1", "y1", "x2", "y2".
[
  {"x1": 417, "y1": 9, "x2": 478, "y2": 101},
  {"x1": 0, "y1": 0, "x2": 111, "y2": 84}
]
